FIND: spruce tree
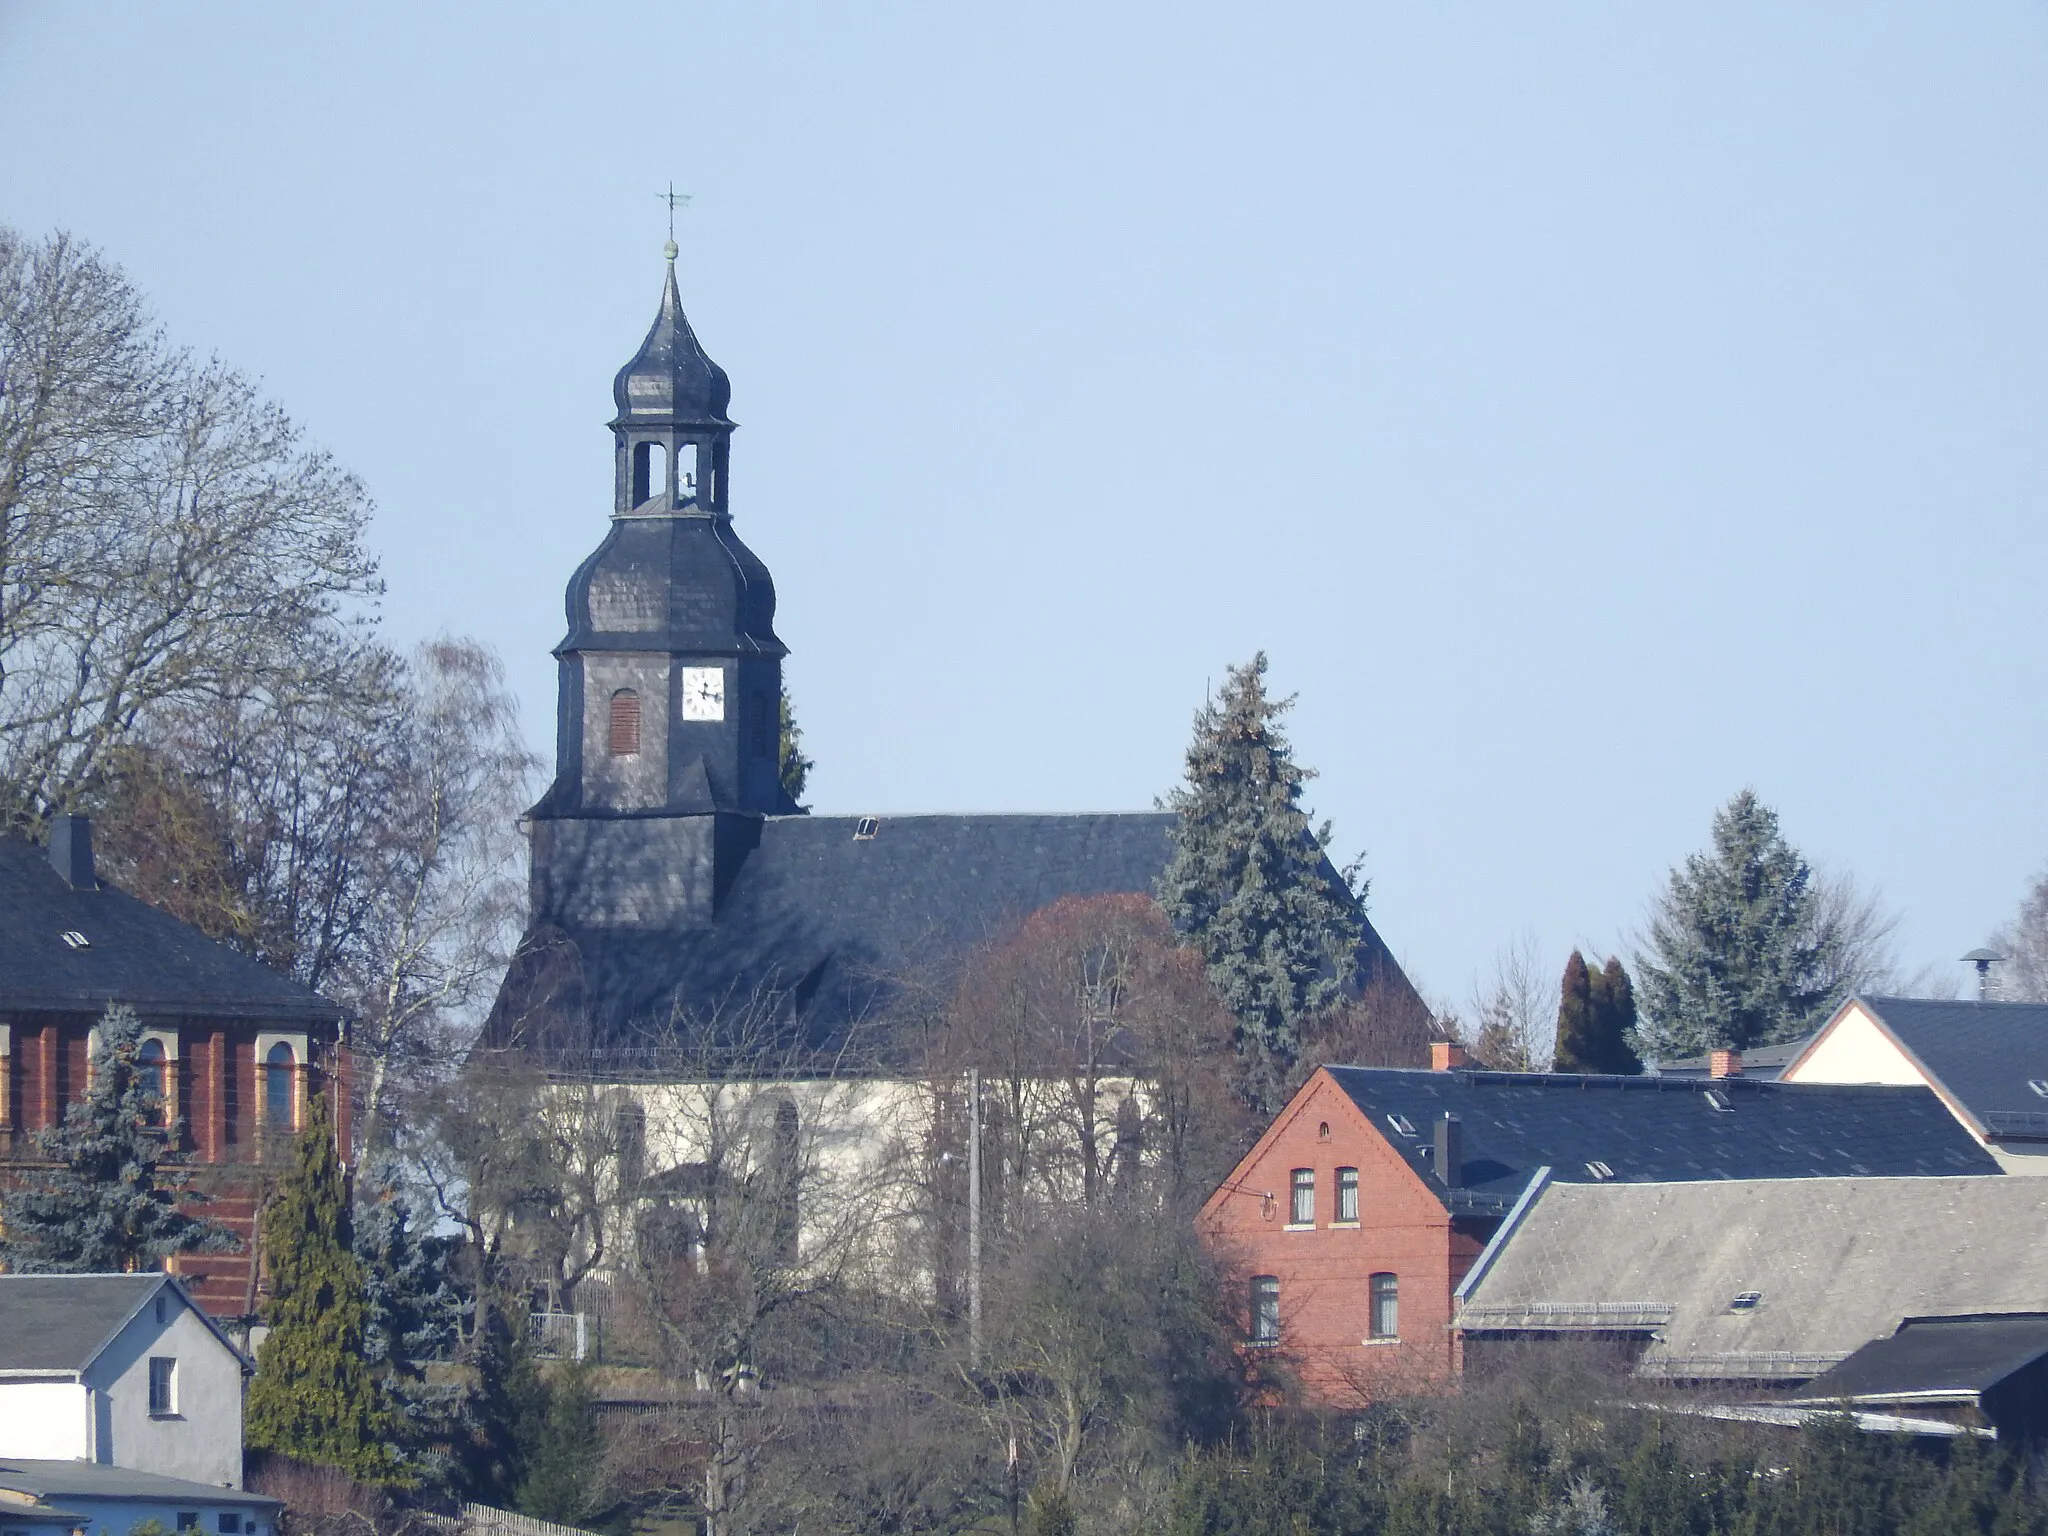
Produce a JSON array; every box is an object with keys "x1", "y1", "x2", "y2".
[
  {"x1": 355, "y1": 1157, "x2": 465, "y2": 1476},
  {"x1": 1552, "y1": 951, "x2": 1643, "y2": 1075},
  {"x1": 0, "y1": 1004, "x2": 232, "y2": 1272},
  {"x1": 245, "y1": 1093, "x2": 401, "y2": 1483},
  {"x1": 1634, "y1": 789, "x2": 1842, "y2": 1060},
  {"x1": 515, "y1": 1361, "x2": 602, "y2": 1525},
  {"x1": 778, "y1": 685, "x2": 813, "y2": 809},
  {"x1": 1158, "y1": 653, "x2": 1363, "y2": 1115}
]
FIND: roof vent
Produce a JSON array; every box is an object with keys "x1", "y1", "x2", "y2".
[
  {"x1": 1728, "y1": 1290, "x2": 1763, "y2": 1313},
  {"x1": 1703, "y1": 1088, "x2": 1733, "y2": 1113},
  {"x1": 1386, "y1": 1113, "x2": 1417, "y2": 1138},
  {"x1": 49, "y1": 813, "x2": 96, "y2": 891},
  {"x1": 60, "y1": 930, "x2": 90, "y2": 950},
  {"x1": 1584, "y1": 1160, "x2": 1615, "y2": 1180},
  {"x1": 853, "y1": 816, "x2": 880, "y2": 841}
]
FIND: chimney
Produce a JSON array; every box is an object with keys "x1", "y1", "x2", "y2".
[
  {"x1": 1430, "y1": 1041, "x2": 1469, "y2": 1072},
  {"x1": 1708, "y1": 1048, "x2": 1742, "y2": 1079},
  {"x1": 1435, "y1": 1113, "x2": 1463, "y2": 1188},
  {"x1": 49, "y1": 814, "x2": 96, "y2": 891}
]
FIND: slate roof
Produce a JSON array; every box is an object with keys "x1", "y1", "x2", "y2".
[
  {"x1": 0, "y1": 836, "x2": 338, "y2": 1023},
  {"x1": 1655, "y1": 1038, "x2": 1810, "y2": 1080},
  {"x1": 1455, "y1": 1177, "x2": 2048, "y2": 1380},
  {"x1": 1793, "y1": 1314, "x2": 2048, "y2": 1402},
  {"x1": 485, "y1": 812, "x2": 1420, "y2": 1068},
  {"x1": 1324, "y1": 1066, "x2": 2001, "y2": 1213},
  {"x1": 0, "y1": 1274, "x2": 243, "y2": 1374},
  {"x1": 0, "y1": 1462, "x2": 278, "y2": 1508},
  {"x1": 1818, "y1": 997, "x2": 2048, "y2": 1141}
]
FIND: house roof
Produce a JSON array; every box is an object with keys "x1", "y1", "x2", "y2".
[
  {"x1": 1456, "y1": 1177, "x2": 2048, "y2": 1380},
  {"x1": 0, "y1": 1462, "x2": 278, "y2": 1508},
  {"x1": 485, "y1": 813, "x2": 1419, "y2": 1067},
  {"x1": 0, "y1": 836, "x2": 339, "y2": 1023},
  {"x1": 0, "y1": 1274, "x2": 247, "y2": 1375},
  {"x1": 1792, "y1": 1314, "x2": 2048, "y2": 1403},
  {"x1": 1807, "y1": 997, "x2": 2048, "y2": 1141},
  {"x1": 1322, "y1": 1067, "x2": 2001, "y2": 1212},
  {"x1": 1654, "y1": 1039, "x2": 1810, "y2": 1081}
]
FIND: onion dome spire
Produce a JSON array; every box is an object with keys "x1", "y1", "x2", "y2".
[{"x1": 611, "y1": 246, "x2": 732, "y2": 428}]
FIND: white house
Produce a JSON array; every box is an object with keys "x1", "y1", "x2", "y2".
[
  {"x1": 0, "y1": 1275, "x2": 262, "y2": 1519},
  {"x1": 1780, "y1": 997, "x2": 2048, "y2": 1174}
]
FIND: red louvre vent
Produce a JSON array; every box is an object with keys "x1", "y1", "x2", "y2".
[{"x1": 609, "y1": 689, "x2": 642, "y2": 755}]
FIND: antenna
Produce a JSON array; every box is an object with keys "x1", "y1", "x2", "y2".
[{"x1": 1960, "y1": 948, "x2": 2005, "y2": 1001}]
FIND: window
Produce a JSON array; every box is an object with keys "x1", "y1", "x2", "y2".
[
  {"x1": 751, "y1": 692, "x2": 773, "y2": 757},
  {"x1": 1369, "y1": 1273, "x2": 1399, "y2": 1339},
  {"x1": 149, "y1": 1356, "x2": 178, "y2": 1415},
  {"x1": 1336, "y1": 1167, "x2": 1359, "y2": 1223},
  {"x1": 219, "y1": 1516, "x2": 244, "y2": 1534},
  {"x1": 176, "y1": 1515, "x2": 198, "y2": 1532},
  {"x1": 1386, "y1": 1113, "x2": 1417, "y2": 1138},
  {"x1": 1728, "y1": 1290, "x2": 1763, "y2": 1313},
  {"x1": 155, "y1": 1293, "x2": 169, "y2": 1326},
  {"x1": 1703, "y1": 1089, "x2": 1733, "y2": 1113},
  {"x1": 60, "y1": 929, "x2": 90, "y2": 949},
  {"x1": 853, "y1": 816, "x2": 880, "y2": 841},
  {"x1": 2029, "y1": 1080, "x2": 2048, "y2": 1100},
  {"x1": 608, "y1": 689, "x2": 642, "y2": 756},
  {"x1": 1249, "y1": 1276, "x2": 1280, "y2": 1343},
  {"x1": 264, "y1": 1042, "x2": 296, "y2": 1132},
  {"x1": 1584, "y1": 1160, "x2": 1615, "y2": 1181},
  {"x1": 139, "y1": 1037, "x2": 170, "y2": 1125},
  {"x1": 1317, "y1": 1121, "x2": 1330, "y2": 1140},
  {"x1": 1289, "y1": 1168, "x2": 1315, "y2": 1225}
]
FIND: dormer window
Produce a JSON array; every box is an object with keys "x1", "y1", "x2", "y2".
[{"x1": 609, "y1": 689, "x2": 643, "y2": 756}]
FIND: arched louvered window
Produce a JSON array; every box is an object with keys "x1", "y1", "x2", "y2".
[{"x1": 609, "y1": 689, "x2": 642, "y2": 755}]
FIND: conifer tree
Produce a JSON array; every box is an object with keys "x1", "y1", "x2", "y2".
[
  {"x1": 0, "y1": 1004, "x2": 232, "y2": 1272},
  {"x1": 1552, "y1": 951, "x2": 1643, "y2": 1075},
  {"x1": 515, "y1": 1361, "x2": 602, "y2": 1525},
  {"x1": 1158, "y1": 653, "x2": 1363, "y2": 1114},
  {"x1": 246, "y1": 1093, "x2": 401, "y2": 1483},
  {"x1": 1634, "y1": 789, "x2": 1842, "y2": 1060},
  {"x1": 354, "y1": 1157, "x2": 465, "y2": 1474},
  {"x1": 778, "y1": 685, "x2": 813, "y2": 810}
]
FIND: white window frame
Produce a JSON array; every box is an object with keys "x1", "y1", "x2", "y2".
[
  {"x1": 148, "y1": 1355, "x2": 179, "y2": 1417},
  {"x1": 1288, "y1": 1167, "x2": 1315, "y2": 1227}
]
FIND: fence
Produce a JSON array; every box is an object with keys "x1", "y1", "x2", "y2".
[
  {"x1": 461, "y1": 1504, "x2": 604, "y2": 1536},
  {"x1": 528, "y1": 1310, "x2": 594, "y2": 1362}
]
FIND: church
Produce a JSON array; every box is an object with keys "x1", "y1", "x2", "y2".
[{"x1": 481, "y1": 247, "x2": 1418, "y2": 1070}]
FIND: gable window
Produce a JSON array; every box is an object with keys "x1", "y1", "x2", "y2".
[
  {"x1": 1369, "y1": 1273, "x2": 1399, "y2": 1339},
  {"x1": 1289, "y1": 1168, "x2": 1315, "y2": 1226},
  {"x1": 1336, "y1": 1167, "x2": 1359, "y2": 1223},
  {"x1": 608, "y1": 689, "x2": 642, "y2": 756},
  {"x1": 1249, "y1": 1276, "x2": 1279, "y2": 1343},
  {"x1": 148, "y1": 1356, "x2": 178, "y2": 1416},
  {"x1": 264, "y1": 1042, "x2": 297, "y2": 1132}
]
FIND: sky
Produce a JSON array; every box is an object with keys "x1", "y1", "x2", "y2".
[{"x1": 3, "y1": 4, "x2": 2044, "y2": 1009}]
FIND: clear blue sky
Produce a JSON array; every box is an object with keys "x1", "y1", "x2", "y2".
[{"x1": 4, "y1": 3, "x2": 2044, "y2": 1008}]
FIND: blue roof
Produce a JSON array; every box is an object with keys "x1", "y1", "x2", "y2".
[
  {"x1": 1324, "y1": 1066, "x2": 2003, "y2": 1211},
  {"x1": 1855, "y1": 996, "x2": 2048, "y2": 1139}
]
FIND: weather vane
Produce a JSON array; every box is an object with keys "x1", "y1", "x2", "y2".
[{"x1": 659, "y1": 183, "x2": 692, "y2": 256}]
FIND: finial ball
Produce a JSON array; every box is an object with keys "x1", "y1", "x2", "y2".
[{"x1": 663, "y1": 239, "x2": 680, "y2": 261}]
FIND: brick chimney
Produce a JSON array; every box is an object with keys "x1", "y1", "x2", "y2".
[
  {"x1": 1430, "y1": 1041, "x2": 1469, "y2": 1072},
  {"x1": 1708, "y1": 1048, "x2": 1743, "y2": 1079},
  {"x1": 49, "y1": 813, "x2": 96, "y2": 891}
]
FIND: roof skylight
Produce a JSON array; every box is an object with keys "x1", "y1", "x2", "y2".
[
  {"x1": 60, "y1": 930, "x2": 90, "y2": 949},
  {"x1": 1703, "y1": 1089, "x2": 1733, "y2": 1113},
  {"x1": 1584, "y1": 1160, "x2": 1615, "y2": 1180},
  {"x1": 1728, "y1": 1290, "x2": 1763, "y2": 1312},
  {"x1": 1386, "y1": 1113, "x2": 1417, "y2": 1138},
  {"x1": 853, "y1": 816, "x2": 880, "y2": 841}
]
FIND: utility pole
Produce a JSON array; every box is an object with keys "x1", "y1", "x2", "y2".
[{"x1": 968, "y1": 1066, "x2": 983, "y2": 1368}]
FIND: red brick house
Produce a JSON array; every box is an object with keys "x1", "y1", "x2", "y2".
[
  {"x1": 0, "y1": 817, "x2": 347, "y2": 1320},
  {"x1": 1198, "y1": 1046, "x2": 2004, "y2": 1406}
]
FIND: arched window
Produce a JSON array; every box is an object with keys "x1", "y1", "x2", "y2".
[
  {"x1": 609, "y1": 689, "x2": 642, "y2": 755},
  {"x1": 1369, "y1": 1272, "x2": 1399, "y2": 1339},
  {"x1": 137, "y1": 1038, "x2": 169, "y2": 1126},
  {"x1": 264, "y1": 1042, "x2": 297, "y2": 1132},
  {"x1": 631, "y1": 440, "x2": 667, "y2": 505}
]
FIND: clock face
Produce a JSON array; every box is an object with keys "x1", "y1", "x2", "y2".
[{"x1": 681, "y1": 666, "x2": 726, "y2": 722}]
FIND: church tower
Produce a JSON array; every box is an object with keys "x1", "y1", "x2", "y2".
[{"x1": 527, "y1": 245, "x2": 797, "y2": 931}]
